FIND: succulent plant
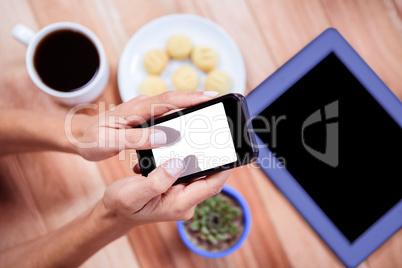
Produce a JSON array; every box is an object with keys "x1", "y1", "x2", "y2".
[{"x1": 187, "y1": 193, "x2": 242, "y2": 245}]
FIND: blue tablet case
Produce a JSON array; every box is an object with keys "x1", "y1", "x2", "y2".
[{"x1": 246, "y1": 28, "x2": 402, "y2": 267}]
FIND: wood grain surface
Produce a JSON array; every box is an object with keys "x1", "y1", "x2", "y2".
[{"x1": 0, "y1": 0, "x2": 401, "y2": 267}]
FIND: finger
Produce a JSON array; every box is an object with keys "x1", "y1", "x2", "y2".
[
  {"x1": 122, "y1": 91, "x2": 219, "y2": 126},
  {"x1": 179, "y1": 170, "x2": 232, "y2": 210},
  {"x1": 126, "y1": 94, "x2": 148, "y2": 102},
  {"x1": 118, "y1": 127, "x2": 167, "y2": 150},
  {"x1": 142, "y1": 158, "x2": 184, "y2": 198},
  {"x1": 135, "y1": 95, "x2": 149, "y2": 101},
  {"x1": 133, "y1": 163, "x2": 141, "y2": 174}
]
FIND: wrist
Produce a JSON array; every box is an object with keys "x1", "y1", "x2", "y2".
[
  {"x1": 63, "y1": 114, "x2": 90, "y2": 156},
  {"x1": 92, "y1": 200, "x2": 134, "y2": 236}
]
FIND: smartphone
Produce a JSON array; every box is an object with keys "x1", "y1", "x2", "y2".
[{"x1": 136, "y1": 93, "x2": 258, "y2": 183}]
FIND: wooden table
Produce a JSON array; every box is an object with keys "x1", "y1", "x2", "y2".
[{"x1": 0, "y1": 0, "x2": 401, "y2": 267}]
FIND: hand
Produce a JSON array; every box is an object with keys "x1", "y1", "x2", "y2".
[
  {"x1": 70, "y1": 91, "x2": 218, "y2": 161},
  {"x1": 102, "y1": 158, "x2": 232, "y2": 226}
]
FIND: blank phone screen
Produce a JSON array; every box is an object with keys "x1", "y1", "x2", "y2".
[
  {"x1": 151, "y1": 102, "x2": 237, "y2": 178},
  {"x1": 252, "y1": 52, "x2": 402, "y2": 242}
]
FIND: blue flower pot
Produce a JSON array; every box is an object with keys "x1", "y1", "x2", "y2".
[{"x1": 177, "y1": 185, "x2": 251, "y2": 258}]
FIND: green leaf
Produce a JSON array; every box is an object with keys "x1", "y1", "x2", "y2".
[
  {"x1": 201, "y1": 216, "x2": 208, "y2": 225},
  {"x1": 193, "y1": 208, "x2": 199, "y2": 219},
  {"x1": 221, "y1": 204, "x2": 230, "y2": 212},
  {"x1": 229, "y1": 225, "x2": 238, "y2": 234},
  {"x1": 207, "y1": 198, "x2": 216, "y2": 208},
  {"x1": 230, "y1": 208, "x2": 241, "y2": 217},
  {"x1": 208, "y1": 234, "x2": 218, "y2": 244},
  {"x1": 215, "y1": 194, "x2": 222, "y2": 204},
  {"x1": 223, "y1": 199, "x2": 231, "y2": 206},
  {"x1": 216, "y1": 233, "x2": 228, "y2": 240},
  {"x1": 200, "y1": 234, "x2": 208, "y2": 240},
  {"x1": 224, "y1": 215, "x2": 234, "y2": 223},
  {"x1": 201, "y1": 226, "x2": 210, "y2": 234},
  {"x1": 199, "y1": 206, "x2": 210, "y2": 216},
  {"x1": 190, "y1": 220, "x2": 200, "y2": 231},
  {"x1": 205, "y1": 198, "x2": 212, "y2": 207}
]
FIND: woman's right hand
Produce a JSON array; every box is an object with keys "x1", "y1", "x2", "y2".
[{"x1": 101, "y1": 158, "x2": 231, "y2": 227}]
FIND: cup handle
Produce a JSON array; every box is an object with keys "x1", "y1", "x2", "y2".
[{"x1": 12, "y1": 24, "x2": 36, "y2": 45}]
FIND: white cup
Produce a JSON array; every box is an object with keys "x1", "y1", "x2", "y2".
[{"x1": 12, "y1": 22, "x2": 109, "y2": 106}]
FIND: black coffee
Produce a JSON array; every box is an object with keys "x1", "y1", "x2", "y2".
[{"x1": 34, "y1": 29, "x2": 100, "y2": 92}]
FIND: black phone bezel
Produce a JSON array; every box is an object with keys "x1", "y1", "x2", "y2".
[{"x1": 136, "y1": 93, "x2": 258, "y2": 183}]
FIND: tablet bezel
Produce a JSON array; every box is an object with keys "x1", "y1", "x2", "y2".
[{"x1": 246, "y1": 28, "x2": 402, "y2": 267}]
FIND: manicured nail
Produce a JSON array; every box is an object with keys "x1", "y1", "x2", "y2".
[
  {"x1": 163, "y1": 158, "x2": 184, "y2": 176},
  {"x1": 203, "y1": 91, "x2": 219, "y2": 97},
  {"x1": 150, "y1": 131, "x2": 167, "y2": 146}
]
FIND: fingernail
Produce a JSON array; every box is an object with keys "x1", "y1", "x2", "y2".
[
  {"x1": 163, "y1": 158, "x2": 184, "y2": 176},
  {"x1": 150, "y1": 131, "x2": 167, "y2": 146},
  {"x1": 203, "y1": 91, "x2": 219, "y2": 97}
]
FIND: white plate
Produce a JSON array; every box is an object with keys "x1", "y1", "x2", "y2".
[{"x1": 118, "y1": 14, "x2": 246, "y2": 102}]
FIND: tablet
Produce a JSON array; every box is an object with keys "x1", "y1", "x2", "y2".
[{"x1": 246, "y1": 28, "x2": 402, "y2": 267}]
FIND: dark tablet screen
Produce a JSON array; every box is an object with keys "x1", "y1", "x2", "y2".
[{"x1": 252, "y1": 52, "x2": 402, "y2": 243}]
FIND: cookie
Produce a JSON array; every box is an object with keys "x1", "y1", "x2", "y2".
[
  {"x1": 143, "y1": 49, "x2": 169, "y2": 75},
  {"x1": 172, "y1": 66, "x2": 199, "y2": 91},
  {"x1": 205, "y1": 69, "x2": 231, "y2": 95},
  {"x1": 139, "y1": 75, "x2": 167, "y2": 96},
  {"x1": 167, "y1": 34, "x2": 193, "y2": 60},
  {"x1": 191, "y1": 45, "x2": 218, "y2": 72}
]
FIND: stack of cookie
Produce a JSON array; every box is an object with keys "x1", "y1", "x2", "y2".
[{"x1": 140, "y1": 34, "x2": 232, "y2": 96}]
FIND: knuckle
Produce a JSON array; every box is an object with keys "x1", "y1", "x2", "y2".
[
  {"x1": 115, "y1": 190, "x2": 131, "y2": 209},
  {"x1": 181, "y1": 209, "x2": 195, "y2": 221},
  {"x1": 148, "y1": 178, "x2": 165, "y2": 194},
  {"x1": 210, "y1": 185, "x2": 223, "y2": 197},
  {"x1": 108, "y1": 187, "x2": 131, "y2": 211},
  {"x1": 159, "y1": 91, "x2": 174, "y2": 104},
  {"x1": 172, "y1": 204, "x2": 196, "y2": 221},
  {"x1": 204, "y1": 177, "x2": 225, "y2": 197},
  {"x1": 172, "y1": 204, "x2": 186, "y2": 217}
]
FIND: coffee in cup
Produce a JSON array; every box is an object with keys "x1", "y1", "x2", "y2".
[{"x1": 12, "y1": 22, "x2": 109, "y2": 105}]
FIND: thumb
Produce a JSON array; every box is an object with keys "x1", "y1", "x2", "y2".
[
  {"x1": 144, "y1": 158, "x2": 184, "y2": 197},
  {"x1": 102, "y1": 158, "x2": 184, "y2": 219}
]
